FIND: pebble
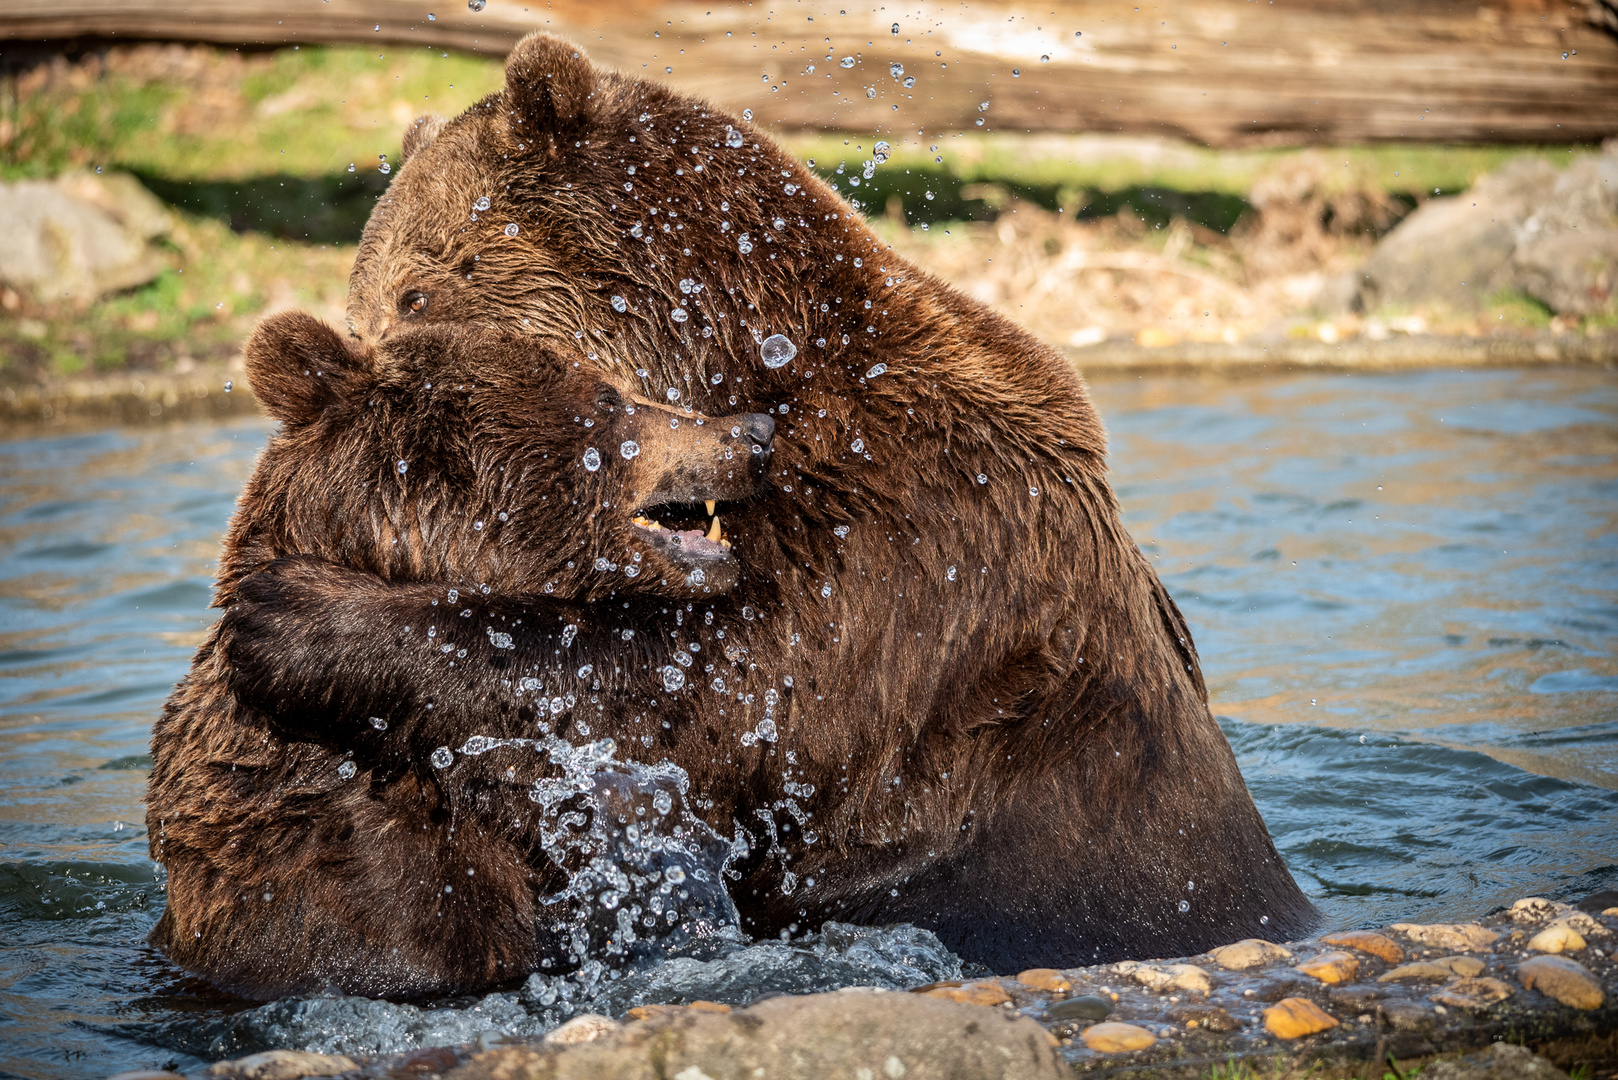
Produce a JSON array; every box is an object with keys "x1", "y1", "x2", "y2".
[
  {"x1": 1168, "y1": 1003, "x2": 1242, "y2": 1032},
  {"x1": 1516, "y1": 955, "x2": 1605, "y2": 1010},
  {"x1": 1510, "y1": 897, "x2": 1571, "y2": 923},
  {"x1": 1390, "y1": 922, "x2": 1500, "y2": 951},
  {"x1": 1209, "y1": 939, "x2": 1292, "y2": 970},
  {"x1": 1016, "y1": 968, "x2": 1072, "y2": 992},
  {"x1": 1113, "y1": 961, "x2": 1213, "y2": 995},
  {"x1": 924, "y1": 981, "x2": 1012, "y2": 1006},
  {"x1": 1079, "y1": 1021, "x2": 1157, "y2": 1053},
  {"x1": 543, "y1": 1013, "x2": 621, "y2": 1045},
  {"x1": 1434, "y1": 955, "x2": 1486, "y2": 977},
  {"x1": 202, "y1": 1051, "x2": 358, "y2": 1080},
  {"x1": 1320, "y1": 930, "x2": 1404, "y2": 964},
  {"x1": 1378, "y1": 961, "x2": 1457, "y2": 983},
  {"x1": 1261, "y1": 997, "x2": 1339, "y2": 1039},
  {"x1": 1296, "y1": 950, "x2": 1360, "y2": 985},
  {"x1": 1430, "y1": 976, "x2": 1514, "y2": 1010},
  {"x1": 1046, "y1": 995, "x2": 1111, "y2": 1021}
]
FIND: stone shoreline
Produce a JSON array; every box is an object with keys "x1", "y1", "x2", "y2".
[
  {"x1": 110, "y1": 895, "x2": 1617, "y2": 1080},
  {"x1": 6, "y1": 331, "x2": 1616, "y2": 437}
]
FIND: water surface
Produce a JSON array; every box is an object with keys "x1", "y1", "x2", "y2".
[{"x1": 1, "y1": 367, "x2": 1614, "y2": 1079}]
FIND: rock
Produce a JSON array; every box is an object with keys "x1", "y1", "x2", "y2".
[
  {"x1": 1514, "y1": 229, "x2": 1618, "y2": 317},
  {"x1": 1420, "y1": 1041, "x2": 1571, "y2": 1080},
  {"x1": 1381, "y1": 1000, "x2": 1435, "y2": 1033},
  {"x1": 1079, "y1": 1022, "x2": 1157, "y2": 1053},
  {"x1": 544, "y1": 1014, "x2": 621, "y2": 1045},
  {"x1": 1168, "y1": 1003, "x2": 1242, "y2": 1032},
  {"x1": 1209, "y1": 939, "x2": 1292, "y2": 970},
  {"x1": 1510, "y1": 897, "x2": 1571, "y2": 924},
  {"x1": 1015, "y1": 968, "x2": 1071, "y2": 992},
  {"x1": 1390, "y1": 922, "x2": 1500, "y2": 951},
  {"x1": 0, "y1": 172, "x2": 171, "y2": 307},
  {"x1": 1527, "y1": 922, "x2": 1586, "y2": 954},
  {"x1": 1430, "y1": 977, "x2": 1514, "y2": 1010},
  {"x1": 1113, "y1": 960, "x2": 1213, "y2": 995},
  {"x1": 685, "y1": 1000, "x2": 734, "y2": 1013},
  {"x1": 1575, "y1": 889, "x2": 1618, "y2": 914},
  {"x1": 1433, "y1": 955, "x2": 1486, "y2": 978},
  {"x1": 203, "y1": 1050, "x2": 358, "y2": 1080},
  {"x1": 442, "y1": 989, "x2": 1066, "y2": 1080},
  {"x1": 1379, "y1": 962, "x2": 1458, "y2": 983},
  {"x1": 1320, "y1": 930, "x2": 1403, "y2": 964},
  {"x1": 923, "y1": 980, "x2": 1012, "y2": 1006},
  {"x1": 1261, "y1": 997, "x2": 1339, "y2": 1039},
  {"x1": 1516, "y1": 955, "x2": 1606, "y2": 1010},
  {"x1": 1046, "y1": 995, "x2": 1111, "y2": 1021},
  {"x1": 1295, "y1": 950, "x2": 1360, "y2": 985}
]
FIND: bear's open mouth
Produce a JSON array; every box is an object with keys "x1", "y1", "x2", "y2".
[{"x1": 629, "y1": 498, "x2": 736, "y2": 562}]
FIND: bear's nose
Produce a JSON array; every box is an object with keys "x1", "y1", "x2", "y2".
[{"x1": 740, "y1": 412, "x2": 775, "y2": 448}]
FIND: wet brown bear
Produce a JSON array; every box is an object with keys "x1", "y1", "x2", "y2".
[
  {"x1": 148, "y1": 31, "x2": 1316, "y2": 995},
  {"x1": 147, "y1": 318, "x2": 776, "y2": 997}
]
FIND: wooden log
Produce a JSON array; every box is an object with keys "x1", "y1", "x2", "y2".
[{"x1": 2, "y1": 0, "x2": 1615, "y2": 145}]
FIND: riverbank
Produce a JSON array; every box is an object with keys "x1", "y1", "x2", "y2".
[
  {"x1": 5, "y1": 331, "x2": 1615, "y2": 438},
  {"x1": 125, "y1": 894, "x2": 1617, "y2": 1080}
]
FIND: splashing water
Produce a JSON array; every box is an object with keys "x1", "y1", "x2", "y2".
[{"x1": 759, "y1": 334, "x2": 797, "y2": 369}]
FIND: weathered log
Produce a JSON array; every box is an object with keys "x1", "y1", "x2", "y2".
[{"x1": 2, "y1": 0, "x2": 1615, "y2": 146}]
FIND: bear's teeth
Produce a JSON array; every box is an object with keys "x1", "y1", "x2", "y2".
[
  {"x1": 706, "y1": 515, "x2": 722, "y2": 543},
  {"x1": 705, "y1": 500, "x2": 716, "y2": 516},
  {"x1": 632, "y1": 515, "x2": 663, "y2": 531}
]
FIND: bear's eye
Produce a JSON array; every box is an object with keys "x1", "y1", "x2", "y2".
[
  {"x1": 594, "y1": 386, "x2": 622, "y2": 411},
  {"x1": 401, "y1": 291, "x2": 429, "y2": 316}
]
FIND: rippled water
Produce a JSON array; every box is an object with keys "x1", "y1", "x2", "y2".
[{"x1": 1, "y1": 367, "x2": 1615, "y2": 1079}]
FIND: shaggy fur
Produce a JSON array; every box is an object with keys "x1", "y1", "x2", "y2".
[{"x1": 146, "y1": 32, "x2": 1315, "y2": 998}]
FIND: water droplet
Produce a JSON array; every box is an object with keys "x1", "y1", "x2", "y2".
[
  {"x1": 223, "y1": 380, "x2": 233, "y2": 393},
  {"x1": 978, "y1": 100, "x2": 990, "y2": 112},
  {"x1": 865, "y1": 363, "x2": 888, "y2": 378},
  {"x1": 711, "y1": 676, "x2": 726, "y2": 692},
  {"x1": 872, "y1": 140, "x2": 892, "y2": 164},
  {"x1": 738, "y1": 233, "x2": 754, "y2": 254},
  {"x1": 1178, "y1": 899, "x2": 1191, "y2": 913},
  {"x1": 611, "y1": 295, "x2": 628, "y2": 312},
  {"x1": 666, "y1": 386, "x2": 681, "y2": 402},
  {"x1": 726, "y1": 126, "x2": 745, "y2": 148},
  {"x1": 504, "y1": 222, "x2": 519, "y2": 237},
  {"x1": 662, "y1": 665, "x2": 687, "y2": 692},
  {"x1": 1041, "y1": 54, "x2": 1050, "y2": 62},
  {"x1": 671, "y1": 307, "x2": 690, "y2": 323},
  {"x1": 583, "y1": 447, "x2": 602, "y2": 471},
  {"x1": 337, "y1": 760, "x2": 356, "y2": 780},
  {"x1": 475, "y1": 196, "x2": 491, "y2": 211},
  {"x1": 889, "y1": 63, "x2": 904, "y2": 79},
  {"x1": 760, "y1": 334, "x2": 798, "y2": 368},
  {"x1": 620, "y1": 441, "x2": 641, "y2": 459},
  {"x1": 976, "y1": 473, "x2": 987, "y2": 485},
  {"x1": 679, "y1": 277, "x2": 697, "y2": 294},
  {"x1": 840, "y1": 56, "x2": 855, "y2": 68},
  {"x1": 430, "y1": 746, "x2": 454, "y2": 769},
  {"x1": 347, "y1": 162, "x2": 356, "y2": 173},
  {"x1": 664, "y1": 863, "x2": 685, "y2": 882},
  {"x1": 1012, "y1": 68, "x2": 1020, "y2": 76},
  {"x1": 820, "y1": 583, "x2": 832, "y2": 598},
  {"x1": 379, "y1": 162, "x2": 392, "y2": 174},
  {"x1": 467, "y1": 0, "x2": 485, "y2": 10},
  {"x1": 369, "y1": 716, "x2": 388, "y2": 730},
  {"x1": 850, "y1": 437, "x2": 865, "y2": 453},
  {"x1": 743, "y1": 108, "x2": 753, "y2": 121},
  {"x1": 397, "y1": 460, "x2": 409, "y2": 474},
  {"x1": 946, "y1": 565, "x2": 958, "y2": 581},
  {"x1": 1029, "y1": 486, "x2": 1040, "y2": 497},
  {"x1": 865, "y1": 86, "x2": 877, "y2": 99}
]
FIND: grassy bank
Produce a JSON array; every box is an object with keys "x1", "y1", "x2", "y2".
[{"x1": 0, "y1": 41, "x2": 1605, "y2": 391}]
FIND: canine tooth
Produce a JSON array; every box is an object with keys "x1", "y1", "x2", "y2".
[
  {"x1": 706, "y1": 515, "x2": 722, "y2": 543},
  {"x1": 705, "y1": 500, "x2": 716, "y2": 515}
]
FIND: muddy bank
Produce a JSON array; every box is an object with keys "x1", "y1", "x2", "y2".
[{"x1": 124, "y1": 895, "x2": 1618, "y2": 1080}]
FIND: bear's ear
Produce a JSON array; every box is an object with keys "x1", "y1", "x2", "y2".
[
  {"x1": 400, "y1": 113, "x2": 447, "y2": 168},
  {"x1": 503, "y1": 33, "x2": 595, "y2": 142},
  {"x1": 244, "y1": 311, "x2": 371, "y2": 427}
]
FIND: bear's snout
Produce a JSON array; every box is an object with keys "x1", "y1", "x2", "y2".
[{"x1": 738, "y1": 412, "x2": 775, "y2": 450}]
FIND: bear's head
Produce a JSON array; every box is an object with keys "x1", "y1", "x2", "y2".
[{"x1": 231, "y1": 311, "x2": 777, "y2": 601}]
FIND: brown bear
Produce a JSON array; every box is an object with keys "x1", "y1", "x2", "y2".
[{"x1": 146, "y1": 31, "x2": 1316, "y2": 996}]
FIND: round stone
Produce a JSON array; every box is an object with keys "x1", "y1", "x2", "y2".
[
  {"x1": 1209, "y1": 939, "x2": 1292, "y2": 970},
  {"x1": 1080, "y1": 1021, "x2": 1156, "y2": 1053},
  {"x1": 1047, "y1": 995, "x2": 1110, "y2": 1021},
  {"x1": 1262, "y1": 997, "x2": 1339, "y2": 1039},
  {"x1": 1320, "y1": 930, "x2": 1404, "y2": 965},
  {"x1": 1528, "y1": 922, "x2": 1586, "y2": 954},
  {"x1": 1296, "y1": 951, "x2": 1360, "y2": 985},
  {"x1": 1516, "y1": 955, "x2": 1605, "y2": 1010},
  {"x1": 1016, "y1": 968, "x2": 1072, "y2": 992}
]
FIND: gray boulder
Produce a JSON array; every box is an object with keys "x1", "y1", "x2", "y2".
[
  {"x1": 443, "y1": 988, "x2": 1065, "y2": 1080},
  {"x1": 1357, "y1": 148, "x2": 1618, "y2": 317},
  {"x1": 0, "y1": 172, "x2": 171, "y2": 307}
]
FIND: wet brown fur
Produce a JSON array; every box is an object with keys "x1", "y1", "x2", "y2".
[{"x1": 146, "y1": 33, "x2": 1314, "y2": 998}]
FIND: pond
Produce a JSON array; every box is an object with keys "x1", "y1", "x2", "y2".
[{"x1": 1, "y1": 366, "x2": 1614, "y2": 1079}]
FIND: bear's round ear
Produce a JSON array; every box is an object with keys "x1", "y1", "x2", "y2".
[
  {"x1": 503, "y1": 33, "x2": 595, "y2": 143},
  {"x1": 400, "y1": 113, "x2": 448, "y2": 169},
  {"x1": 244, "y1": 311, "x2": 370, "y2": 427}
]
